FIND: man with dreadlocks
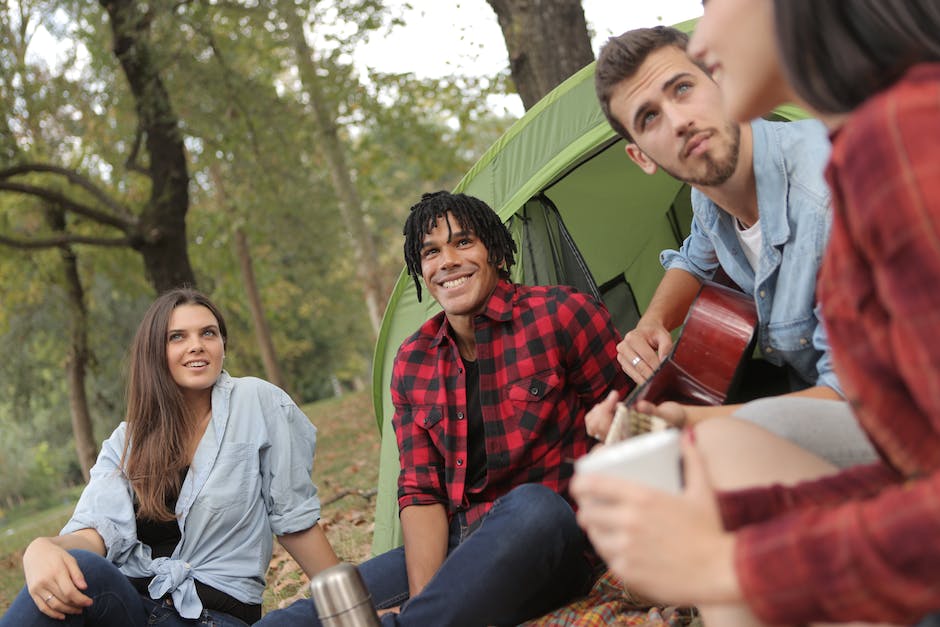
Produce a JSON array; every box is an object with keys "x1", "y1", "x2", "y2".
[
  {"x1": 260, "y1": 191, "x2": 628, "y2": 626},
  {"x1": 376, "y1": 190, "x2": 629, "y2": 625}
]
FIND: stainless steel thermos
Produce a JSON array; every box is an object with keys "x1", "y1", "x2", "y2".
[{"x1": 308, "y1": 562, "x2": 381, "y2": 626}]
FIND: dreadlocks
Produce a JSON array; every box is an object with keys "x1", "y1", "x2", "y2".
[{"x1": 403, "y1": 191, "x2": 517, "y2": 302}]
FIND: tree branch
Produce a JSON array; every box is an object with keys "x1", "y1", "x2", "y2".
[
  {"x1": 124, "y1": 127, "x2": 151, "y2": 177},
  {"x1": 0, "y1": 180, "x2": 134, "y2": 231},
  {"x1": 0, "y1": 163, "x2": 136, "y2": 223},
  {"x1": 0, "y1": 233, "x2": 132, "y2": 249}
]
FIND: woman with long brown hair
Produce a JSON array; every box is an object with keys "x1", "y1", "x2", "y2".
[{"x1": 1, "y1": 288, "x2": 338, "y2": 626}]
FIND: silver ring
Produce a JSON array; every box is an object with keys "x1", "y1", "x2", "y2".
[
  {"x1": 630, "y1": 356, "x2": 642, "y2": 367},
  {"x1": 44, "y1": 594, "x2": 54, "y2": 603}
]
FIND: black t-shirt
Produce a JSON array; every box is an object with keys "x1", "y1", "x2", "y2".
[{"x1": 464, "y1": 359, "x2": 488, "y2": 490}]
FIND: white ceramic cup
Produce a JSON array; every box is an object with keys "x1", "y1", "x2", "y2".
[{"x1": 575, "y1": 429, "x2": 682, "y2": 493}]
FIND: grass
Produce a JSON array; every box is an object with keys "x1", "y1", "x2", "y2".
[{"x1": 0, "y1": 390, "x2": 381, "y2": 616}]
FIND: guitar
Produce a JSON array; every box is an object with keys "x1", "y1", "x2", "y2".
[{"x1": 606, "y1": 281, "x2": 758, "y2": 443}]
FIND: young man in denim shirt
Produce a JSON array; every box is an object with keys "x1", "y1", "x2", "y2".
[{"x1": 586, "y1": 26, "x2": 875, "y2": 467}]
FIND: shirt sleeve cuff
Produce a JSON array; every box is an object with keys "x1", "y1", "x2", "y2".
[
  {"x1": 734, "y1": 518, "x2": 830, "y2": 624},
  {"x1": 398, "y1": 493, "x2": 445, "y2": 511},
  {"x1": 718, "y1": 485, "x2": 791, "y2": 531},
  {"x1": 269, "y1": 495, "x2": 322, "y2": 536}
]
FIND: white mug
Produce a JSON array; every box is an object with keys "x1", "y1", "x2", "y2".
[{"x1": 575, "y1": 429, "x2": 682, "y2": 493}]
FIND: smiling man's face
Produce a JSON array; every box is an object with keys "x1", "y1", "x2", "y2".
[{"x1": 420, "y1": 212, "x2": 500, "y2": 325}]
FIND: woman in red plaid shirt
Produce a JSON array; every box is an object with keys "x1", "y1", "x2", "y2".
[{"x1": 574, "y1": 1, "x2": 940, "y2": 625}]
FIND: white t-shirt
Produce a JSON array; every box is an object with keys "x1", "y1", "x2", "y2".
[{"x1": 735, "y1": 218, "x2": 762, "y2": 273}]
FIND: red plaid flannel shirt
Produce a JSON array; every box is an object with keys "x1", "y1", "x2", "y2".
[
  {"x1": 391, "y1": 281, "x2": 629, "y2": 528},
  {"x1": 720, "y1": 64, "x2": 940, "y2": 625}
]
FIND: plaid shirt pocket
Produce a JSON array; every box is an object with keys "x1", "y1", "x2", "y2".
[{"x1": 506, "y1": 369, "x2": 563, "y2": 439}]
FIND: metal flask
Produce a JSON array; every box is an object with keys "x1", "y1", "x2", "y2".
[{"x1": 309, "y1": 562, "x2": 382, "y2": 626}]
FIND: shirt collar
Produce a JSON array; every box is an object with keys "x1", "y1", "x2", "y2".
[
  {"x1": 750, "y1": 118, "x2": 791, "y2": 246},
  {"x1": 429, "y1": 280, "x2": 516, "y2": 348}
]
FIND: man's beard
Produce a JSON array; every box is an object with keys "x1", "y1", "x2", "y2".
[{"x1": 657, "y1": 122, "x2": 741, "y2": 187}]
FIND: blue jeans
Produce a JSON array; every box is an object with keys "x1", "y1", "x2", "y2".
[
  {"x1": 257, "y1": 483, "x2": 594, "y2": 627},
  {"x1": 0, "y1": 550, "x2": 248, "y2": 627}
]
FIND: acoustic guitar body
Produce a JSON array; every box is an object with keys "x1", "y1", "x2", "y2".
[{"x1": 627, "y1": 282, "x2": 758, "y2": 408}]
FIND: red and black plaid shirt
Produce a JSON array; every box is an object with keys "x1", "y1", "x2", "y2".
[
  {"x1": 391, "y1": 281, "x2": 629, "y2": 528},
  {"x1": 720, "y1": 64, "x2": 940, "y2": 625}
]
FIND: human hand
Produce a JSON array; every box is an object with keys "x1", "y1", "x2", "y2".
[
  {"x1": 618, "y1": 322, "x2": 673, "y2": 384},
  {"x1": 635, "y1": 400, "x2": 717, "y2": 428},
  {"x1": 571, "y1": 429, "x2": 740, "y2": 605},
  {"x1": 634, "y1": 400, "x2": 690, "y2": 429},
  {"x1": 585, "y1": 391, "x2": 620, "y2": 442},
  {"x1": 23, "y1": 537, "x2": 93, "y2": 619}
]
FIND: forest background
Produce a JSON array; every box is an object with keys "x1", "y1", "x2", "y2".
[
  {"x1": 0, "y1": 0, "x2": 701, "y2": 613},
  {"x1": 0, "y1": 0, "x2": 701, "y2": 513}
]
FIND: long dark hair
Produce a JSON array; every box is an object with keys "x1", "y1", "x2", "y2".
[
  {"x1": 774, "y1": 0, "x2": 940, "y2": 114},
  {"x1": 122, "y1": 288, "x2": 228, "y2": 521},
  {"x1": 403, "y1": 191, "x2": 516, "y2": 302}
]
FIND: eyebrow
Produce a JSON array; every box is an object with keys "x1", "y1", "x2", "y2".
[
  {"x1": 167, "y1": 325, "x2": 219, "y2": 336},
  {"x1": 421, "y1": 229, "x2": 472, "y2": 251},
  {"x1": 632, "y1": 71, "x2": 695, "y2": 131}
]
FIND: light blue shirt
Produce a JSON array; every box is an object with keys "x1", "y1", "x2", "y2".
[
  {"x1": 660, "y1": 118, "x2": 841, "y2": 395},
  {"x1": 62, "y1": 372, "x2": 321, "y2": 619}
]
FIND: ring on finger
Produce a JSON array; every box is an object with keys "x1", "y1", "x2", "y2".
[
  {"x1": 630, "y1": 356, "x2": 642, "y2": 367},
  {"x1": 44, "y1": 593, "x2": 54, "y2": 604}
]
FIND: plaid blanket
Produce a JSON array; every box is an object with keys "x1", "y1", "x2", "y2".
[{"x1": 519, "y1": 571, "x2": 700, "y2": 627}]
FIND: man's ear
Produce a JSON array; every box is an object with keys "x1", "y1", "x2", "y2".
[{"x1": 625, "y1": 143, "x2": 658, "y2": 175}]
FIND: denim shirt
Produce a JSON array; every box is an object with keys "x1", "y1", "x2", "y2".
[
  {"x1": 661, "y1": 118, "x2": 840, "y2": 395},
  {"x1": 62, "y1": 372, "x2": 322, "y2": 619}
]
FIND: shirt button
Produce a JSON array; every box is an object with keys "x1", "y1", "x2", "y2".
[
  {"x1": 456, "y1": 458, "x2": 464, "y2": 466},
  {"x1": 759, "y1": 290, "x2": 766, "y2": 298},
  {"x1": 530, "y1": 386, "x2": 539, "y2": 395},
  {"x1": 423, "y1": 417, "x2": 429, "y2": 425},
  {"x1": 458, "y1": 368, "x2": 463, "y2": 373},
  {"x1": 799, "y1": 338, "x2": 808, "y2": 345},
  {"x1": 457, "y1": 412, "x2": 464, "y2": 420},
  {"x1": 765, "y1": 346, "x2": 774, "y2": 353}
]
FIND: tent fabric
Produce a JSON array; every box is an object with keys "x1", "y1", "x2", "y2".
[{"x1": 370, "y1": 18, "x2": 808, "y2": 555}]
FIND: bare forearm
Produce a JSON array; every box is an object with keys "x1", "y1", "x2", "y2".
[
  {"x1": 642, "y1": 269, "x2": 702, "y2": 331},
  {"x1": 400, "y1": 503, "x2": 448, "y2": 597},
  {"x1": 278, "y1": 522, "x2": 340, "y2": 578},
  {"x1": 684, "y1": 385, "x2": 842, "y2": 425},
  {"x1": 41, "y1": 528, "x2": 106, "y2": 556}
]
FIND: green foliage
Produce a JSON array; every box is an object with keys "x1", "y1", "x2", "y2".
[{"x1": 0, "y1": 0, "x2": 518, "y2": 503}]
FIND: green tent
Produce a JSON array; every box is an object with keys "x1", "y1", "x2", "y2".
[{"x1": 369, "y1": 20, "x2": 808, "y2": 555}]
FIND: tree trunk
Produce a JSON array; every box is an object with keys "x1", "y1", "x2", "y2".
[
  {"x1": 206, "y1": 163, "x2": 292, "y2": 396},
  {"x1": 282, "y1": 8, "x2": 385, "y2": 336},
  {"x1": 233, "y1": 227, "x2": 293, "y2": 395},
  {"x1": 486, "y1": 0, "x2": 594, "y2": 110},
  {"x1": 45, "y1": 209, "x2": 98, "y2": 481},
  {"x1": 100, "y1": 0, "x2": 196, "y2": 292},
  {"x1": 62, "y1": 247, "x2": 98, "y2": 481}
]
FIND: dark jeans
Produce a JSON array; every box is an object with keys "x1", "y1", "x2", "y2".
[
  {"x1": 916, "y1": 613, "x2": 940, "y2": 626},
  {"x1": 257, "y1": 483, "x2": 594, "y2": 627},
  {"x1": 0, "y1": 550, "x2": 247, "y2": 627}
]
